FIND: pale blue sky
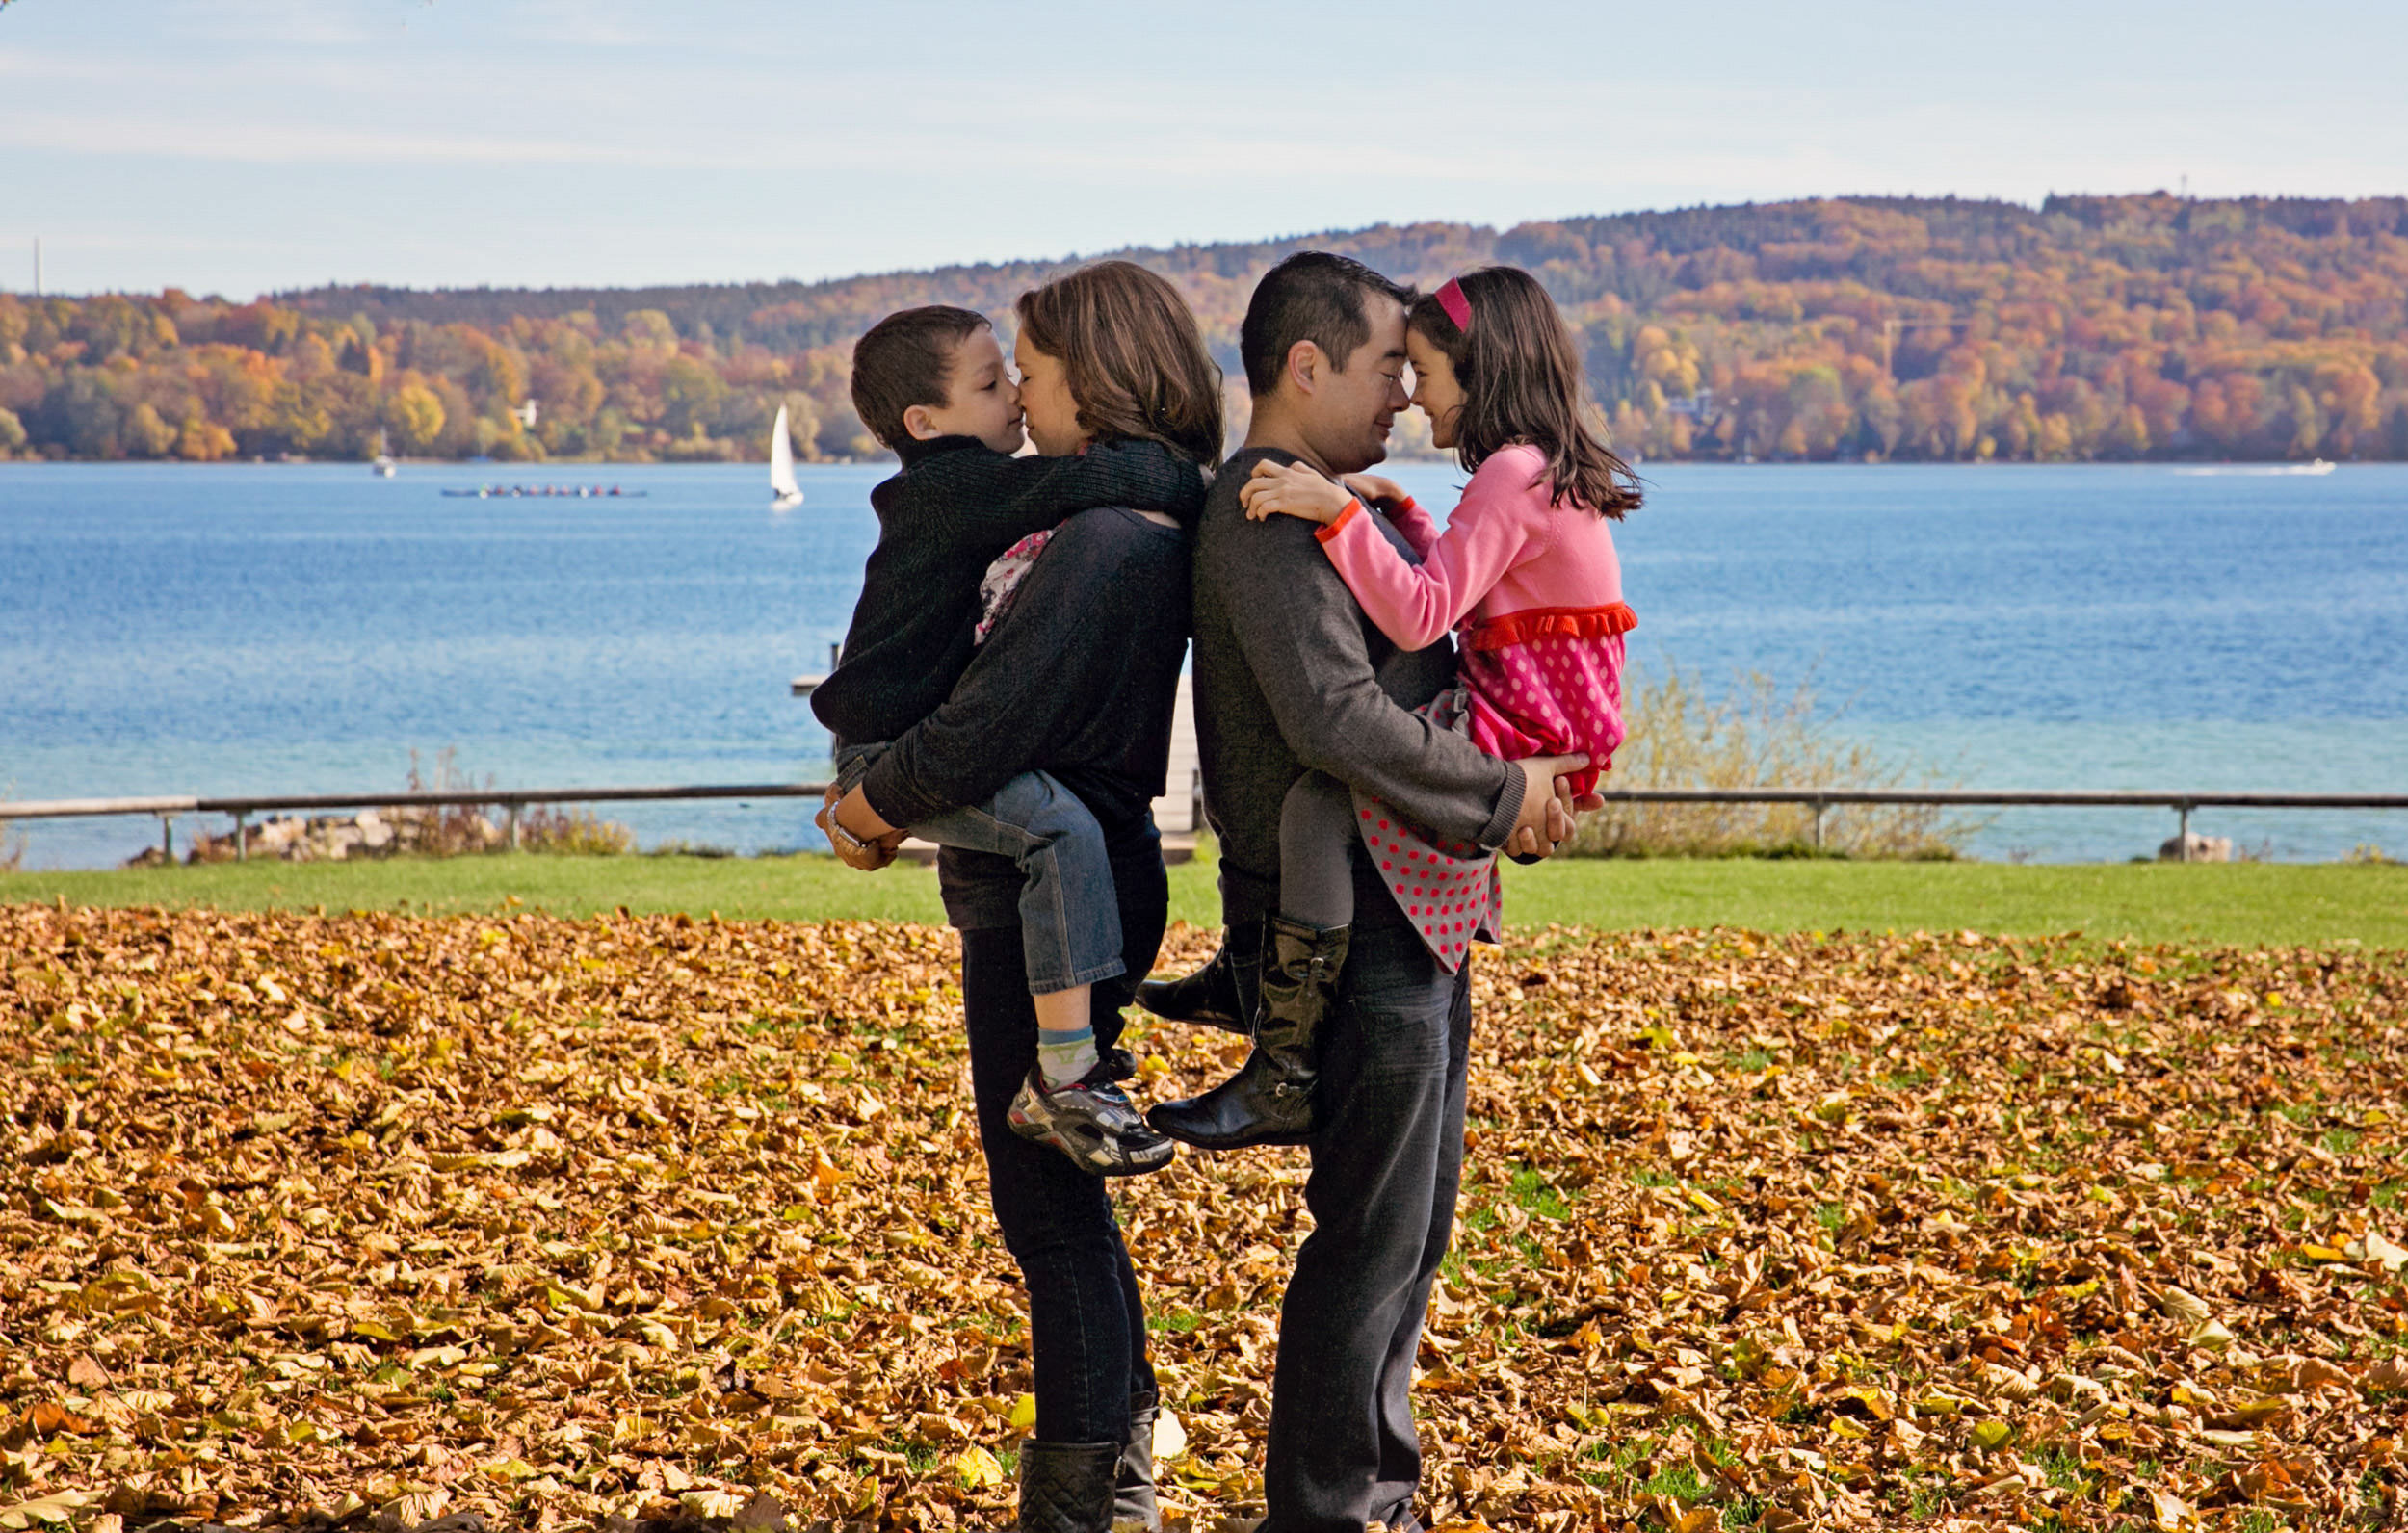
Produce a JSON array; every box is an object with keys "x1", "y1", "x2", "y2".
[{"x1": 3, "y1": 0, "x2": 2402, "y2": 299}]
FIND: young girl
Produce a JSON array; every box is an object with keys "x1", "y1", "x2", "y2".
[{"x1": 1174, "y1": 264, "x2": 1640, "y2": 1148}]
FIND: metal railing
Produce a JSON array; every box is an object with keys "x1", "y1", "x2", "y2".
[
  {"x1": 1581, "y1": 789, "x2": 2408, "y2": 860},
  {"x1": 0, "y1": 784, "x2": 829, "y2": 860},
  {"x1": 3, "y1": 784, "x2": 2402, "y2": 864}
]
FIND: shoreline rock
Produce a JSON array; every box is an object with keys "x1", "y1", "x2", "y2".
[
  {"x1": 2158, "y1": 830, "x2": 2235, "y2": 863},
  {"x1": 125, "y1": 806, "x2": 504, "y2": 867}
]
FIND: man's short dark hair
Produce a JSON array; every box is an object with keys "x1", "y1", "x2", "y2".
[
  {"x1": 1239, "y1": 252, "x2": 1413, "y2": 398},
  {"x1": 850, "y1": 305, "x2": 989, "y2": 452}
]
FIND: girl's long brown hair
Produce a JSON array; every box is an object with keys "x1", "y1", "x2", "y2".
[
  {"x1": 1016, "y1": 260, "x2": 1224, "y2": 467},
  {"x1": 1409, "y1": 265, "x2": 1641, "y2": 518}
]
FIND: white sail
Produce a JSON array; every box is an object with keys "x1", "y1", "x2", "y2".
[{"x1": 770, "y1": 405, "x2": 802, "y2": 505}]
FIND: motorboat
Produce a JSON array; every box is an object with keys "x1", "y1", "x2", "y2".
[{"x1": 2173, "y1": 459, "x2": 2337, "y2": 477}]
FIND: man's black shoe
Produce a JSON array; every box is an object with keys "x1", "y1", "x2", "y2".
[
  {"x1": 1134, "y1": 928, "x2": 1251, "y2": 1035},
  {"x1": 1137, "y1": 914, "x2": 1271, "y2": 1034}
]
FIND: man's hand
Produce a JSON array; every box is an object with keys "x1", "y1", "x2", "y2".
[
  {"x1": 1339, "y1": 472, "x2": 1409, "y2": 509},
  {"x1": 1504, "y1": 755, "x2": 1586, "y2": 861},
  {"x1": 1240, "y1": 459, "x2": 1354, "y2": 525}
]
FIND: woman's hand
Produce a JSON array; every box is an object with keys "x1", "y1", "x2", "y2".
[
  {"x1": 1339, "y1": 473, "x2": 1409, "y2": 510},
  {"x1": 1241, "y1": 459, "x2": 1355, "y2": 525},
  {"x1": 819, "y1": 785, "x2": 903, "y2": 871}
]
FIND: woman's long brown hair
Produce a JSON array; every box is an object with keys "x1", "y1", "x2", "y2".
[
  {"x1": 1409, "y1": 266, "x2": 1641, "y2": 518},
  {"x1": 1015, "y1": 261, "x2": 1224, "y2": 467}
]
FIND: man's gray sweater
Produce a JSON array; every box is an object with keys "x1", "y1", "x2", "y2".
[{"x1": 1192, "y1": 447, "x2": 1526, "y2": 927}]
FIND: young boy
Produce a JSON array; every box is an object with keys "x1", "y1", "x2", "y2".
[{"x1": 810, "y1": 304, "x2": 1205, "y2": 1176}]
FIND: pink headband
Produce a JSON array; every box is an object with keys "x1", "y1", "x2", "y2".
[{"x1": 1434, "y1": 277, "x2": 1472, "y2": 332}]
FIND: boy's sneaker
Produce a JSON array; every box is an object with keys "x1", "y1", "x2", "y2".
[{"x1": 1008, "y1": 1051, "x2": 1174, "y2": 1177}]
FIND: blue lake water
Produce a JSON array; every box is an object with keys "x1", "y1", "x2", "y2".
[{"x1": 3, "y1": 460, "x2": 2404, "y2": 870}]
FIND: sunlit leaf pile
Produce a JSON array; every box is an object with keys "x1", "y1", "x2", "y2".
[{"x1": 4, "y1": 902, "x2": 2405, "y2": 1531}]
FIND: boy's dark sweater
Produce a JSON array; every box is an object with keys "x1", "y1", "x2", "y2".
[
  {"x1": 809, "y1": 434, "x2": 1207, "y2": 749},
  {"x1": 856, "y1": 506, "x2": 1191, "y2": 930}
]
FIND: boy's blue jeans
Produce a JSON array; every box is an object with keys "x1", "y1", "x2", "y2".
[{"x1": 834, "y1": 744, "x2": 1124, "y2": 994}]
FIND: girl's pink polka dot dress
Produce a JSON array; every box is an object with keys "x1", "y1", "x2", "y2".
[{"x1": 1315, "y1": 444, "x2": 1635, "y2": 970}]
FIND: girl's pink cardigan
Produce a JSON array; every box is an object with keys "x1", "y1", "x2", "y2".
[{"x1": 1314, "y1": 443, "x2": 1633, "y2": 653}]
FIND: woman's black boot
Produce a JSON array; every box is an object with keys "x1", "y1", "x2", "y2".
[
  {"x1": 1113, "y1": 1389, "x2": 1162, "y2": 1531},
  {"x1": 1145, "y1": 917, "x2": 1348, "y2": 1151},
  {"x1": 1017, "y1": 1439, "x2": 1119, "y2": 1533},
  {"x1": 1133, "y1": 922, "x2": 1256, "y2": 1035}
]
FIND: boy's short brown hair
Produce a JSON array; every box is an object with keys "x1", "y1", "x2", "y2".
[{"x1": 849, "y1": 305, "x2": 989, "y2": 453}]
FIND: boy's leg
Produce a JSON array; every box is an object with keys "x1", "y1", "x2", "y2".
[
  {"x1": 1033, "y1": 985, "x2": 1098, "y2": 1090},
  {"x1": 913, "y1": 774, "x2": 1165, "y2": 1177},
  {"x1": 906, "y1": 770, "x2": 1127, "y2": 1005},
  {"x1": 1276, "y1": 770, "x2": 1360, "y2": 931},
  {"x1": 913, "y1": 772, "x2": 1122, "y2": 1081}
]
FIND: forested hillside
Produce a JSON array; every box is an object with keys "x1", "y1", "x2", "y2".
[{"x1": 4, "y1": 193, "x2": 2404, "y2": 464}]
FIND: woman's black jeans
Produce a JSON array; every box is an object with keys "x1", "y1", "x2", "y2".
[{"x1": 955, "y1": 832, "x2": 1167, "y2": 1446}]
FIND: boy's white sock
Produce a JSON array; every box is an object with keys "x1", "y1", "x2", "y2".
[{"x1": 1035, "y1": 1024, "x2": 1099, "y2": 1091}]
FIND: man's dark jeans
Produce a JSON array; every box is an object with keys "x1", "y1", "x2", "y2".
[
  {"x1": 1262, "y1": 853, "x2": 1473, "y2": 1532},
  {"x1": 957, "y1": 851, "x2": 1165, "y2": 1447}
]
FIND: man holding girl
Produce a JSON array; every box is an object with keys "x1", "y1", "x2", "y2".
[{"x1": 1158, "y1": 253, "x2": 1610, "y2": 1529}]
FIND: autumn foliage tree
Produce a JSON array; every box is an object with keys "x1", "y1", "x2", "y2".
[{"x1": 3, "y1": 194, "x2": 2404, "y2": 464}]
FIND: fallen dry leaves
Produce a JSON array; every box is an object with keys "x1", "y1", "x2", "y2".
[{"x1": 3, "y1": 902, "x2": 2405, "y2": 1531}]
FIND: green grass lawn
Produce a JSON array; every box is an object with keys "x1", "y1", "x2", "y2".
[{"x1": 8, "y1": 849, "x2": 2403, "y2": 948}]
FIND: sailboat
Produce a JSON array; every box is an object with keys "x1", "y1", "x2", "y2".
[
  {"x1": 770, "y1": 404, "x2": 804, "y2": 508},
  {"x1": 372, "y1": 428, "x2": 396, "y2": 479}
]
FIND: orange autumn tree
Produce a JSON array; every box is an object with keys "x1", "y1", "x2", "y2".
[{"x1": 2, "y1": 194, "x2": 2404, "y2": 464}]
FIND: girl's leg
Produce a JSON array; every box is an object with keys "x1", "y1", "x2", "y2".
[
  {"x1": 1147, "y1": 774, "x2": 1356, "y2": 1153},
  {"x1": 1278, "y1": 770, "x2": 1359, "y2": 931}
]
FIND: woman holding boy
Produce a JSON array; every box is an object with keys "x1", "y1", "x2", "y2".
[{"x1": 820, "y1": 260, "x2": 1221, "y2": 1532}]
